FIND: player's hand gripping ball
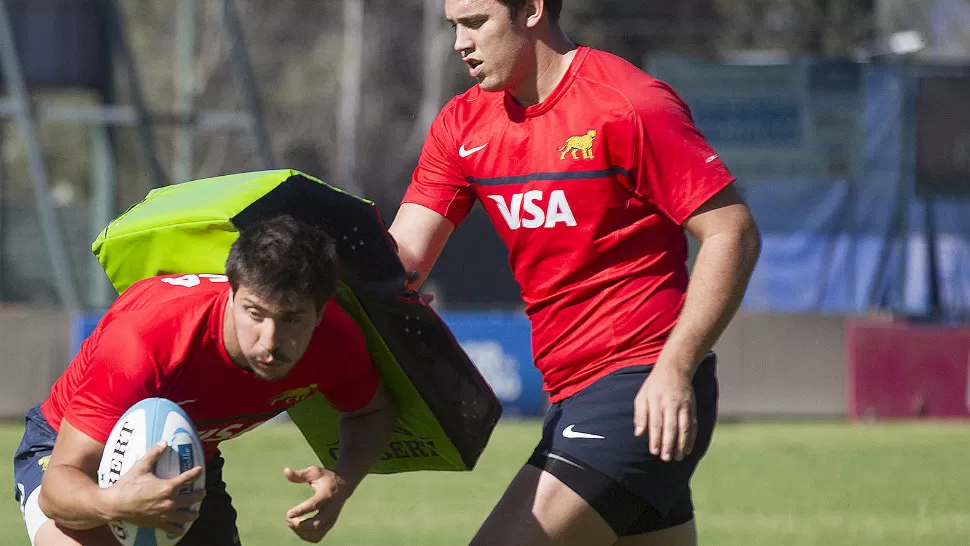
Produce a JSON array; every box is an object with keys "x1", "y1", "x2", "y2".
[{"x1": 97, "y1": 398, "x2": 206, "y2": 546}]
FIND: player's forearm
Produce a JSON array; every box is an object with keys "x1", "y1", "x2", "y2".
[
  {"x1": 39, "y1": 466, "x2": 119, "y2": 530},
  {"x1": 388, "y1": 226, "x2": 435, "y2": 290},
  {"x1": 656, "y1": 225, "x2": 761, "y2": 376},
  {"x1": 387, "y1": 203, "x2": 455, "y2": 291},
  {"x1": 333, "y1": 404, "x2": 396, "y2": 494}
]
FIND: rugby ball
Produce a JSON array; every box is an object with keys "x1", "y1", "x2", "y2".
[{"x1": 97, "y1": 398, "x2": 206, "y2": 546}]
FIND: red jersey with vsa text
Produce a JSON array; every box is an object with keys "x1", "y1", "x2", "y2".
[
  {"x1": 41, "y1": 274, "x2": 379, "y2": 461},
  {"x1": 403, "y1": 46, "x2": 735, "y2": 402}
]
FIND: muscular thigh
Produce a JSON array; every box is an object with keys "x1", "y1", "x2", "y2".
[
  {"x1": 470, "y1": 464, "x2": 617, "y2": 546},
  {"x1": 528, "y1": 355, "x2": 718, "y2": 537}
]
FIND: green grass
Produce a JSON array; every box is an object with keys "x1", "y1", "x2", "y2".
[{"x1": 1, "y1": 420, "x2": 968, "y2": 545}]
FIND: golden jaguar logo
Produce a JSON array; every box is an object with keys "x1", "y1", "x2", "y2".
[
  {"x1": 558, "y1": 130, "x2": 596, "y2": 160},
  {"x1": 270, "y1": 384, "x2": 318, "y2": 406},
  {"x1": 38, "y1": 455, "x2": 51, "y2": 471}
]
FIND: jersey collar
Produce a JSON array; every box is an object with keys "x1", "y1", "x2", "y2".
[{"x1": 504, "y1": 45, "x2": 590, "y2": 118}]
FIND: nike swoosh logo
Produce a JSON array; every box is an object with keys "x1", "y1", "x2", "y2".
[
  {"x1": 562, "y1": 425, "x2": 605, "y2": 439},
  {"x1": 176, "y1": 399, "x2": 198, "y2": 406},
  {"x1": 459, "y1": 143, "x2": 488, "y2": 158}
]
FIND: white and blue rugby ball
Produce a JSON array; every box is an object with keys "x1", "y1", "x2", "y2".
[{"x1": 97, "y1": 398, "x2": 206, "y2": 546}]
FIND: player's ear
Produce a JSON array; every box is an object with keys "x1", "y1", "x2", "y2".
[
  {"x1": 227, "y1": 287, "x2": 235, "y2": 307},
  {"x1": 525, "y1": 0, "x2": 542, "y2": 28}
]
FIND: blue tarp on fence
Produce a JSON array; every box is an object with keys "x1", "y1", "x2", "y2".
[{"x1": 649, "y1": 57, "x2": 970, "y2": 319}]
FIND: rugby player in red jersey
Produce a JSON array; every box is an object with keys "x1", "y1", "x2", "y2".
[
  {"x1": 13, "y1": 215, "x2": 395, "y2": 545},
  {"x1": 388, "y1": 1, "x2": 761, "y2": 544}
]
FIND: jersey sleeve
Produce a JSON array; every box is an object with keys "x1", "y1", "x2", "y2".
[
  {"x1": 631, "y1": 82, "x2": 736, "y2": 225},
  {"x1": 317, "y1": 310, "x2": 380, "y2": 413},
  {"x1": 401, "y1": 102, "x2": 477, "y2": 226},
  {"x1": 62, "y1": 325, "x2": 161, "y2": 444}
]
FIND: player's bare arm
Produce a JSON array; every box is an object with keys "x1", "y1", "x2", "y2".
[
  {"x1": 634, "y1": 183, "x2": 761, "y2": 462},
  {"x1": 38, "y1": 417, "x2": 204, "y2": 535},
  {"x1": 284, "y1": 382, "x2": 395, "y2": 542},
  {"x1": 387, "y1": 203, "x2": 455, "y2": 290}
]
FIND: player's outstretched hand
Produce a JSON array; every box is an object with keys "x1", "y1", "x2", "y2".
[
  {"x1": 633, "y1": 369, "x2": 697, "y2": 463},
  {"x1": 284, "y1": 465, "x2": 348, "y2": 543},
  {"x1": 106, "y1": 441, "x2": 205, "y2": 536}
]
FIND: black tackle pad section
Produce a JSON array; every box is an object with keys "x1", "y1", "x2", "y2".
[
  {"x1": 232, "y1": 173, "x2": 407, "y2": 294},
  {"x1": 358, "y1": 293, "x2": 503, "y2": 469},
  {"x1": 232, "y1": 172, "x2": 502, "y2": 472}
]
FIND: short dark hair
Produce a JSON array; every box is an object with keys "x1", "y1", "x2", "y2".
[
  {"x1": 499, "y1": 0, "x2": 562, "y2": 22},
  {"x1": 225, "y1": 215, "x2": 339, "y2": 312}
]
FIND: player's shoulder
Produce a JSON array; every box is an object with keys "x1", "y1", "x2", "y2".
[
  {"x1": 108, "y1": 275, "x2": 225, "y2": 334},
  {"x1": 121, "y1": 275, "x2": 227, "y2": 305},
  {"x1": 576, "y1": 48, "x2": 685, "y2": 112},
  {"x1": 579, "y1": 47, "x2": 661, "y2": 87}
]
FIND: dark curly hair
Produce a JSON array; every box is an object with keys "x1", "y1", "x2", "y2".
[{"x1": 225, "y1": 215, "x2": 339, "y2": 312}]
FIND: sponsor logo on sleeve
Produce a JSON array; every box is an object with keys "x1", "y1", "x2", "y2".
[{"x1": 269, "y1": 384, "x2": 319, "y2": 406}]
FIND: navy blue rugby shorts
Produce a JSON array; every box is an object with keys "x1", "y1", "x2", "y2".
[{"x1": 528, "y1": 354, "x2": 718, "y2": 536}]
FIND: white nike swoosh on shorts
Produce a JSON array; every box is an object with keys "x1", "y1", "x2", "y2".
[{"x1": 562, "y1": 424, "x2": 605, "y2": 439}]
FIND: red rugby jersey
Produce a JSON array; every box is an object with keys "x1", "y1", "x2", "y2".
[
  {"x1": 41, "y1": 274, "x2": 379, "y2": 461},
  {"x1": 403, "y1": 46, "x2": 735, "y2": 402}
]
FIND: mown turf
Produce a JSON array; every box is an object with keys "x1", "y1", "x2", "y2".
[{"x1": 1, "y1": 420, "x2": 967, "y2": 545}]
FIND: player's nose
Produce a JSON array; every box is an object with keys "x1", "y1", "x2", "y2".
[
  {"x1": 454, "y1": 28, "x2": 472, "y2": 53},
  {"x1": 258, "y1": 320, "x2": 279, "y2": 352}
]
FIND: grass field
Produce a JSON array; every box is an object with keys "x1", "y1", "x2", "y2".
[{"x1": 1, "y1": 419, "x2": 968, "y2": 545}]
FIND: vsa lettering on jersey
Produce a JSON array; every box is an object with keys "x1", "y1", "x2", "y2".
[
  {"x1": 487, "y1": 189, "x2": 577, "y2": 230},
  {"x1": 197, "y1": 422, "x2": 262, "y2": 443}
]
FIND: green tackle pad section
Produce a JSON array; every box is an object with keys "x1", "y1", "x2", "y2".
[{"x1": 92, "y1": 169, "x2": 502, "y2": 472}]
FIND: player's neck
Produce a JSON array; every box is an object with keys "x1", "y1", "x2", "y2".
[{"x1": 509, "y1": 27, "x2": 576, "y2": 108}]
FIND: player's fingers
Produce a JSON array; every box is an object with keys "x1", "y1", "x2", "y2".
[
  {"x1": 686, "y1": 402, "x2": 699, "y2": 456},
  {"x1": 648, "y1": 397, "x2": 663, "y2": 456},
  {"x1": 172, "y1": 466, "x2": 203, "y2": 488},
  {"x1": 633, "y1": 391, "x2": 648, "y2": 437},
  {"x1": 163, "y1": 508, "x2": 200, "y2": 524},
  {"x1": 283, "y1": 466, "x2": 323, "y2": 484},
  {"x1": 660, "y1": 403, "x2": 678, "y2": 462},
  {"x1": 172, "y1": 488, "x2": 206, "y2": 508},
  {"x1": 290, "y1": 515, "x2": 330, "y2": 543},
  {"x1": 286, "y1": 497, "x2": 322, "y2": 520},
  {"x1": 676, "y1": 406, "x2": 692, "y2": 461},
  {"x1": 134, "y1": 442, "x2": 169, "y2": 471}
]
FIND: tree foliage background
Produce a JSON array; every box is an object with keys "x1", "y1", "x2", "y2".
[
  {"x1": 1, "y1": 0, "x2": 881, "y2": 214},
  {"x1": 19, "y1": 0, "x2": 970, "y2": 306}
]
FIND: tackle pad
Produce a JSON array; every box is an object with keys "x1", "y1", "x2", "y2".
[{"x1": 92, "y1": 169, "x2": 502, "y2": 472}]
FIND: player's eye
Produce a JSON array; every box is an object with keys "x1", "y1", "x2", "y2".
[{"x1": 246, "y1": 309, "x2": 263, "y2": 321}]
